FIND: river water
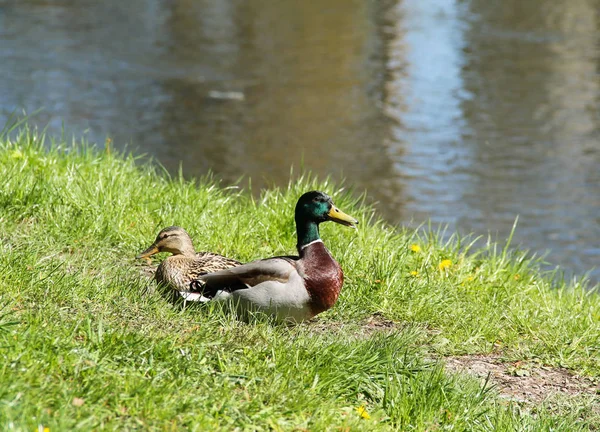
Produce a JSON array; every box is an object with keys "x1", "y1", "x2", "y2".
[{"x1": 1, "y1": 0, "x2": 599, "y2": 284}]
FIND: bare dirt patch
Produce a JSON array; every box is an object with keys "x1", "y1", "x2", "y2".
[
  {"x1": 445, "y1": 354, "x2": 600, "y2": 405},
  {"x1": 361, "y1": 312, "x2": 400, "y2": 332},
  {"x1": 308, "y1": 312, "x2": 405, "y2": 337}
]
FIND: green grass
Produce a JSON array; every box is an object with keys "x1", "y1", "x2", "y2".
[{"x1": 0, "y1": 127, "x2": 598, "y2": 430}]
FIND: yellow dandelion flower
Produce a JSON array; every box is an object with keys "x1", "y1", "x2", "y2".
[
  {"x1": 514, "y1": 274, "x2": 520, "y2": 280},
  {"x1": 409, "y1": 244, "x2": 421, "y2": 253},
  {"x1": 438, "y1": 259, "x2": 452, "y2": 271},
  {"x1": 410, "y1": 271, "x2": 419, "y2": 277},
  {"x1": 355, "y1": 405, "x2": 371, "y2": 420},
  {"x1": 466, "y1": 276, "x2": 474, "y2": 282}
]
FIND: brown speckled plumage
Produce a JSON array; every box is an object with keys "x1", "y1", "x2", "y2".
[
  {"x1": 137, "y1": 226, "x2": 241, "y2": 293},
  {"x1": 155, "y1": 251, "x2": 241, "y2": 291}
]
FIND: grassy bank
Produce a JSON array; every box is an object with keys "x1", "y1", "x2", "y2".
[{"x1": 0, "y1": 128, "x2": 598, "y2": 430}]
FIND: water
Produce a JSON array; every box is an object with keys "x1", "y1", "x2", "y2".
[{"x1": 1, "y1": 0, "x2": 599, "y2": 283}]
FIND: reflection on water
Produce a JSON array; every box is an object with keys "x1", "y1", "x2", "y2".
[{"x1": 1, "y1": 0, "x2": 599, "y2": 283}]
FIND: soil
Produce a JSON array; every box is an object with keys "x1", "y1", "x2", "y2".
[
  {"x1": 445, "y1": 354, "x2": 599, "y2": 406},
  {"x1": 307, "y1": 312, "x2": 403, "y2": 336}
]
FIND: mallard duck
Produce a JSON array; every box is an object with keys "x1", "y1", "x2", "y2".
[
  {"x1": 187, "y1": 191, "x2": 358, "y2": 322},
  {"x1": 136, "y1": 226, "x2": 241, "y2": 295}
]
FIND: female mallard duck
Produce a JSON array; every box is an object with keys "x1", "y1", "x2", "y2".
[
  {"x1": 136, "y1": 226, "x2": 241, "y2": 296},
  {"x1": 188, "y1": 191, "x2": 358, "y2": 322}
]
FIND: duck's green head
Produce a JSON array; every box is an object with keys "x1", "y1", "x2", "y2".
[{"x1": 295, "y1": 191, "x2": 358, "y2": 229}]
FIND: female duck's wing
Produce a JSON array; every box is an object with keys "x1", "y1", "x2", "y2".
[
  {"x1": 192, "y1": 252, "x2": 243, "y2": 274},
  {"x1": 189, "y1": 256, "x2": 299, "y2": 299},
  {"x1": 169, "y1": 254, "x2": 242, "y2": 287}
]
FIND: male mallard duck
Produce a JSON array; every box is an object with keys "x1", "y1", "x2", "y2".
[
  {"x1": 188, "y1": 191, "x2": 358, "y2": 322},
  {"x1": 136, "y1": 226, "x2": 241, "y2": 295}
]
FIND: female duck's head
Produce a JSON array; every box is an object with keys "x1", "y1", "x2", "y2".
[
  {"x1": 294, "y1": 191, "x2": 358, "y2": 246},
  {"x1": 136, "y1": 226, "x2": 196, "y2": 258}
]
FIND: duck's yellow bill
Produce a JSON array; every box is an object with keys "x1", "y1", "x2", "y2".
[
  {"x1": 327, "y1": 206, "x2": 358, "y2": 228},
  {"x1": 136, "y1": 244, "x2": 159, "y2": 259}
]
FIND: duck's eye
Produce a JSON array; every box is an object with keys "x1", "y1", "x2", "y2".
[{"x1": 161, "y1": 234, "x2": 169, "y2": 240}]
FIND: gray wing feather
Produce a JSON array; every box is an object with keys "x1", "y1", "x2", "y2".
[{"x1": 193, "y1": 257, "x2": 298, "y2": 296}]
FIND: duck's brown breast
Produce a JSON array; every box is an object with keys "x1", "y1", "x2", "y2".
[
  {"x1": 299, "y1": 241, "x2": 344, "y2": 316},
  {"x1": 155, "y1": 256, "x2": 191, "y2": 291}
]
